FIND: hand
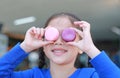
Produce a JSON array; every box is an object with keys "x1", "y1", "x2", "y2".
[
  {"x1": 67, "y1": 21, "x2": 100, "y2": 58},
  {"x1": 20, "y1": 27, "x2": 53, "y2": 52}
]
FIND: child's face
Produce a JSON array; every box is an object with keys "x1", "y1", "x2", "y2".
[{"x1": 43, "y1": 17, "x2": 81, "y2": 65}]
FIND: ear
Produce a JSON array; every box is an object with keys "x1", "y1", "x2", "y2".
[
  {"x1": 79, "y1": 50, "x2": 83, "y2": 54},
  {"x1": 76, "y1": 47, "x2": 83, "y2": 54}
]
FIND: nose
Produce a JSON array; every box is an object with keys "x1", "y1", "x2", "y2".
[{"x1": 54, "y1": 36, "x2": 64, "y2": 45}]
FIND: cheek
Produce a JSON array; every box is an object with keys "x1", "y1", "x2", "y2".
[
  {"x1": 69, "y1": 46, "x2": 79, "y2": 55},
  {"x1": 43, "y1": 45, "x2": 49, "y2": 52},
  {"x1": 43, "y1": 44, "x2": 53, "y2": 51},
  {"x1": 73, "y1": 34, "x2": 80, "y2": 42},
  {"x1": 43, "y1": 45, "x2": 51, "y2": 57},
  {"x1": 69, "y1": 45, "x2": 83, "y2": 56},
  {"x1": 74, "y1": 38, "x2": 78, "y2": 42},
  {"x1": 65, "y1": 46, "x2": 79, "y2": 63}
]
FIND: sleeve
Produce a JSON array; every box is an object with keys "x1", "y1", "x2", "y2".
[
  {"x1": 90, "y1": 51, "x2": 120, "y2": 78},
  {"x1": 0, "y1": 43, "x2": 32, "y2": 78}
]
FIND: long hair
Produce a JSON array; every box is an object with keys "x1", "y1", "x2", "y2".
[{"x1": 38, "y1": 12, "x2": 85, "y2": 68}]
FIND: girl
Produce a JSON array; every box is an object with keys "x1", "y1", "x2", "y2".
[{"x1": 0, "y1": 12, "x2": 120, "y2": 78}]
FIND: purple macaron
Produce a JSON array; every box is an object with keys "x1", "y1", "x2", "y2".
[{"x1": 62, "y1": 28, "x2": 76, "y2": 42}]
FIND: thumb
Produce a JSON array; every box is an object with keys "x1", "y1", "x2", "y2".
[{"x1": 43, "y1": 41, "x2": 54, "y2": 46}]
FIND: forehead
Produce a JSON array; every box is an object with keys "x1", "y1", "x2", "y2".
[{"x1": 47, "y1": 17, "x2": 74, "y2": 30}]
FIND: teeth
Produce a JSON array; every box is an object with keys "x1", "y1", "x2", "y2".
[
  {"x1": 52, "y1": 49, "x2": 67, "y2": 53},
  {"x1": 53, "y1": 50, "x2": 64, "y2": 52},
  {"x1": 52, "y1": 49, "x2": 67, "y2": 56}
]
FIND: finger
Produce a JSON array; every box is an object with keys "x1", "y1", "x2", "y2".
[
  {"x1": 29, "y1": 26, "x2": 37, "y2": 35},
  {"x1": 38, "y1": 28, "x2": 42, "y2": 39},
  {"x1": 73, "y1": 21, "x2": 84, "y2": 31},
  {"x1": 79, "y1": 21, "x2": 90, "y2": 30},
  {"x1": 74, "y1": 21, "x2": 90, "y2": 29},
  {"x1": 40, "y1": 28, "x2": 45, "y2": 37},
  {"x1": 34, "y1": 27, "x2": 40, "y2": 39},
  {"x1": 81, "y1": 21, "x2": 90, "y2": 28},
  {"x1": 74, "y1": 21, "x2": 88, "y2": 25},
  {"x1": 74, "y1": 21, "x2": 83, "y2": 26},
  {"x1": 43, "y1": 41, "x2": 54, "y2": 46}
]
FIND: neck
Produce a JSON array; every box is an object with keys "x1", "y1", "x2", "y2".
[{"x1": 50, "y1": 61, "x2": 77, "y2": 78}]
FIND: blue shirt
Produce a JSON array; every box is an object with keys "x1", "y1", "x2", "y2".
[{"x1": 0, "y1": 43, "x2": 120, "y2": 78}]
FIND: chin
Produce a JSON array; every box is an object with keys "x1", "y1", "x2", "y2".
[{"x1": 52, "y1": 59, "x2": 67, "y2": 65}]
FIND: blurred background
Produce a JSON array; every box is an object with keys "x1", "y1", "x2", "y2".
[{"x1": 0, "y1": 0, "x2": 120, "y2": 70}]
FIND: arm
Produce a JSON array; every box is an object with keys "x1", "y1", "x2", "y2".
[
  {"x1": 90, "y1": 51, "x2": 120, "y2": 78},
  {"x1": 0, "y1": 27, "x2": 52, "y2": 78},
  {"x1": 68, "y1": 21, "x2": 120, "y2": 78},
  {"x1": 68, "y1": 21, "x2": 101, "y2": 58},
  {"x1": 0, "y1": 43, "x2": 29, "y2": 78}
]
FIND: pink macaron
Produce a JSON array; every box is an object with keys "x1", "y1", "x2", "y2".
[
  {"x1": 45, "y1": 27, "x2": 59, "y2": 41},
  {"x1": 62, "y1": 28, "x2": 76, "y2": 42}
]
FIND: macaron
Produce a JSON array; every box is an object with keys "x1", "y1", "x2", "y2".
[
  {"x1": 62, "y1": 28, "x2": 76, "y2": 42},
  {"x1": 45, "y1": 27, "x2": 59, "y2": 41}
]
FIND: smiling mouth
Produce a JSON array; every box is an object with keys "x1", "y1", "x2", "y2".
[{"x1": 51, "y1": 49, "x2": 67, "y2": 56}]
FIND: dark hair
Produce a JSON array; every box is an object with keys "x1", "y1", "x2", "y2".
[
  {"x1": 45, "y1": 12, "x2": 81, "y2": 27},
  {"x1": 38, "y1": 47, "x2": 46, "y2": 68},
  {"x1": 38, "y1": 12, "x2": 83, "y2": 68}
]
